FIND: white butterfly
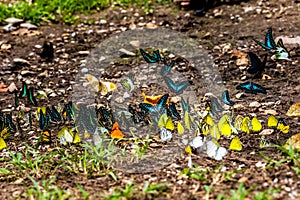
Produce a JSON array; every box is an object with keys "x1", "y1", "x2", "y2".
[
  {"x1": 206, "y1": 140, "x2": 227, "y2": 161},
  {"x1": 160, "y1": 127, "x2": 172, "y2": 142},
  {"x1": 190, "y1": 136, "x2": 204, "y2": 149}
]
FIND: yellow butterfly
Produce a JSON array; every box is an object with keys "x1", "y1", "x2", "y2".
[
  {"x1": 158, "y1": 113, "x2": 173, "y2": 130},
  {"x1": 57, "y1": 126, "x2": 81, "y2": 144},
  {"x1": 209, "y1": 124, "x2": 220, "y2": 140},
  {"x1": 42, "y1": 130, "x2": 51, "y2": 143},
  {"x1": 84, "y1": 74, "x2": 116, "y2": 95},
  {"x1": 251, "y1": 117, "x2": 262, "y2": 133},
  {"x1": 218, "y1": 115, "x2": 232, "y2": 136},
  {"x1": 184, "y1": 111, "x2": 191, "y2": 131},
  {"x1": 267, "y1": 115, "x2": 289, "y2": 134},
  {"x1": 0, "y1": 137, "x2": 6, "y2": 151},
  {"x1": 36, "y1": 107, "x2": 46, "y2": 119},
  {"x1": 177, "y1": 121, "x2": 185, "y2": 135},
  {"x1": 241, "y1": 116, "x2": 251, "y2": 134},
  {"x1": 229, "y1": 136, "x2": 242, "y2": 151}
]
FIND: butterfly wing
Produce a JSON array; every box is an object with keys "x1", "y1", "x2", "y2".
[
  {"x1": 19, "y1": 81, "x2": 28, "y2": 98},
  {"x1": 51, "y1": 105, "x2": 62, "y2": 122},
  {"x1": 160, "y1": 127, "x2": 172, "y2": 142},
  {"x1": 221, "y1": 90, "x2": 234, "y2": 106},
  {"x1": 267, "y1": 115, "x2": 278, "y2": 128},
  {"x1": 176, "y1": 81, "x2": 190, "y2": 95},
  {"x1": 247, "y1": 52, "x2": 262, "y2": 74},
  {"x1": 265, "y1": 28, "x2": 277, "y2": 50},
  {"x1": 229, "y1": 136, "x2": 242, "y2": 151},
  {"x1": 161, "y1": 59, "x2": 175, "y2": 76},
  {"x1": 0, "y1": 137, "x2": 7, "y2": 150},
  {"x1": 251, "y1": 117, "x2": 262, "y2": 133},
  {"x1": 140, "y1": 49, "x2": 161, "y2": 63},
  {"x1": 252, "y1": 83, "x2": 267, "y2": 94},
  {"x1": 167, "y1": 102, "x2": 181, "y2": 120},
  {"x1": 177, "y1": 121, "x2": 185, "y2": 134},
  {"x1": 27, "y1": 87, "x2": 37, "y2": 106}
]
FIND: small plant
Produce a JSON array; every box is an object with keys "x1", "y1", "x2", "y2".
[
  {"x1": 254, "y1": 187, "x2": 280, "y2": 200},
  {"x1": 229, "y1": 183, "x2": 248, "y2": 200},
  {"x1": 24, "y1": 175, "x2": 70, "y2": 199},
  {"x1": 181, "y1": 164, "x2": 207, "y2": 181}
]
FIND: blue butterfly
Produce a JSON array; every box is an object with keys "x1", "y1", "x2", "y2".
[
  {"x1": 140, "y1": 49, "x2": 161, "y2": 63},
  {"x1": 167, "y1": 102, "x2": 181, "y2": 120},
  {"x1": 247, "y1": 52, "x2": 267, "y2": 75},
  {"x1": 161, "y1": 59, "x2": 175, "y2": 76},
  {"x1": 236, "y1": 82, "x2": 267, "y2": 94},
  {"x1": 253, "y1": 28, "x2": 277, "y2": 51},
  {"x1": 210, "y1": 96, "x2": 224, "y2": 113},
  {"x1": 5, "y1": 113, "x2": 16, "y2": 133},
  {"x1": 163, "y1": 76, "x2": 190, "y2": 95},
  {"x1": 51, "y1": 105, "x2": 62, "y2": 122},
  {"x1": 39, "y1": 109, "x2": 48, "y2": 130},
  {"x1": 139, "y1": 94, "x2": 169, "y2": 117},
  {"x1": 221, "y1": 90, "x2": 234, "y2": 106}
]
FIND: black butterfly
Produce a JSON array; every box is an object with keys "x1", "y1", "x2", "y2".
[
  {"x1": 16, "y1": 117, "x2": 23, "y2": 136},
  {"x1": 167, "y1": 102, "x2": 181, "y2": 120},
  {"x1": 247, "y1": 52, "x2": 267, "y2": 75},
  {"x1": 139, "y1": 94, "x2": 169, "y2": 117},
  {"x1": 128, "y1": 105, "x2": 148, "y2": 124},
  {"x1": 5, "y1": 113, "x2": 16, "y2": 133},
  {"x1": 39, "y1": 109, "x2": 48, "y2": 130},
  {"x1": 253, "y1": 28, "x2": 277, "y2": 51},
  {"x1": 140, "y1": 49, "x2": 161, "y2": 63},
  {"x1": 40, "y1": 41, "x2": 54, "y2": 62},
  {"x1": 221, "y1": 90, "x2": 234, "y2": 106},
  {"x1": 236, "y1": 82, "x2": 267, "y2": 94},
  {"x1": 51, "y1": 105, "x2": 62, "y2": 122},
  {"x1": 14, "y1": 92, "x2": 19, "y2": 107},
  {"x1": 27, "y1": 87, "x2": 37, "y2": 106},
  {"x1": 63, "y1": 102, "x2": 74, "y2": 122},
  {"x1": 163, "y1": 76, "x2": 190, "y2": 95}
]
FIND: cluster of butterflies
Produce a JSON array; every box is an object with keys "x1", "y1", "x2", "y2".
[{"x1": 235, "y1": 28, "x2": 291, "y2": 94}]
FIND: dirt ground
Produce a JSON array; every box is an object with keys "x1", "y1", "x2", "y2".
[{"x1": 0, "y1": 0, "x2": 300, "y2": 199}]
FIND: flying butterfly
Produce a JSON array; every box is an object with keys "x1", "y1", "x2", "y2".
[
  {"x1": 221, "y1": 90, "x2": 234, "y2": 106},
  {"x1": 267, "y1": 115, "x2": 289, "y2": 134},
  {"x1": 161, "y1": 59, "x2": 175, "y2": 76},
  {"x1": 140, "y1": 94, "x2": 169, "y2": 117},
  {"x1": 140, "y1": 49, "x2": 161, "y2": 63},
  {"x1": 253, "y1": 28, "x2": 277, "y2": 51},
  {"x1": 247, "y1": 52, "x2": 267, "y2": 75},
  {"x1": 229, "y1": 136, "x2": 243, "y2": 151},
  {"x1": 163, "y1": 76, "x2": 190, "y2": 95},
  {"x1": 236, "y1": 82, "x2": 267, "y2": 94}
]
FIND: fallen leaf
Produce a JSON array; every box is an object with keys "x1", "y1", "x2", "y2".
[
  {"x1": 285, "y1": 133, "x2": 300, "y2": 151},
  {"x1": 0, "y1": 83, "x2": 8, "y2": 93}
]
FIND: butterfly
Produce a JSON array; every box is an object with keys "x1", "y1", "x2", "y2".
[
  {"x1": 267, "y1": 115, "x2": 289, "y2": 134},
  {"x1": 247, "y1": 52, "x2": 267, "y2": 75},
  {"x1": 253, "y1": 28, "x2": 277, "y2": 51},
  {"x1": 236, "y1": 82, "x2": 267, "y2": 94},
  {"x1": 27, "y1": 87, "x2": 37, "y2": 106},
  {"x1": 51, "y1": 105, "x2": 62, "y2": 122},
  {"x1": 4, "y1": 113, "x2": 16, "y2": 133},
  {"x1": 229, "y1": 136, "x2": 242, "y2": 151},
  {"x1": 121, "y1": 74, "x2": 135, "y2": 92},
  {"x1": 188, "y1": 136, "x2": 205, "y2": 155},
  {"x1": 140, "y1": 49, "x2": 161, "y2": 63},
  {"x1": 284, "y1": 133, "x2": 300, "y2": 151},
  {"x1": 286, "y1": 102, "x2": 300, "y2": 117},
  {"x1": 240, "y1": 116, "x2": 262, "y2": 134},
  {"x1": 158, "y1": 113, "x2": 174, "y2": 131},
  {"x1": 57, "y1": 126, "x2": 81, "y2": 144},
  {"x1": 42, "y1": 130, "x2": 51, "y2": 143},
  {"x1": 19, "y1": 81, "x2": 28, "y2": 98},
  {"x1": 275, "y1": 38, "x2": 291, "y2": 61},
  {"x1": 16, "y1": 117, "x2": 23, "y2": 136},
  {"x1": 206, "y1": 139, "x2": 228, "y2": 161},
  {"x1": 111, "y1": 122, "x2": 124, "y2": 139},
  {"x1": 163, "y1": 76, "x2": 190, "y2": 95},
  {"x1": 167, "y1": 102, "x2": 181, "y2": 120},
  {"x1": 233, "y1": 115, "x2": 243, "y2": 131},
  {"x1": 209, "y1": 124, "x2": 221, "y2": 140},
  {"x1": 181, "y1": 97, "x2": 190, "y2": 113},
  {"x1": 0, "y1": 137, "x2": 6, "y2": 151},
  {"x1": 218, "y1": 115, "x2": 232, "y2": 137},
  {"x1": 139, "y1": 94, "x2": 169, "y2": 117},
  {"x1": 161, "y1": 59, "x2": 175, "y2": 76},
  {"x1": 177, "y1": 121, "x2": 185, "y2": 135},
  {"x1": 39, "y1": 109, "x2": 48, "y2": 130},
  {"x1": 84, "y1": 74, "x2": 116, "y2": 95},
  {"x1": 128, "y1": 105, "x2": 146, "y2": 124},
  {"x1": 160, "y1": 127, "x2": 172, "y2": 142},
  {"x1": 14, "y1": 92, "x2": 19, "y2": 107},
  {"x1": 221, "y1": 90, "x2": 234, "y2": 106},
  {"x1": 141, "y1": 90, "x2": 164, "y2": 105},
  {"x1": 0, "y1": 127, "x2": 9, "y2": 151},
  {"x1": 62, "y1": 102, "x2": 75, "y2": 122}
]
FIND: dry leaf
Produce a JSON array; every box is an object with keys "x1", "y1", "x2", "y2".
[
  {"x1": 0, "y1": 83, "x2": 8, "y2": 93},
  {"x1": 286, "y1": 102, "x2": 300, "y2": 117},
  {"x1": 285, "y1": 133, "x2": 300, "y2": 151}
]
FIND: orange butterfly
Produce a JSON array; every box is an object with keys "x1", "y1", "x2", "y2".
[
  {"x1": 111, "y1": 122, "x2": 124, "y2": 139},
  {"x1": 141, "y1": 89, "x2": 164, "y2": 105}
]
